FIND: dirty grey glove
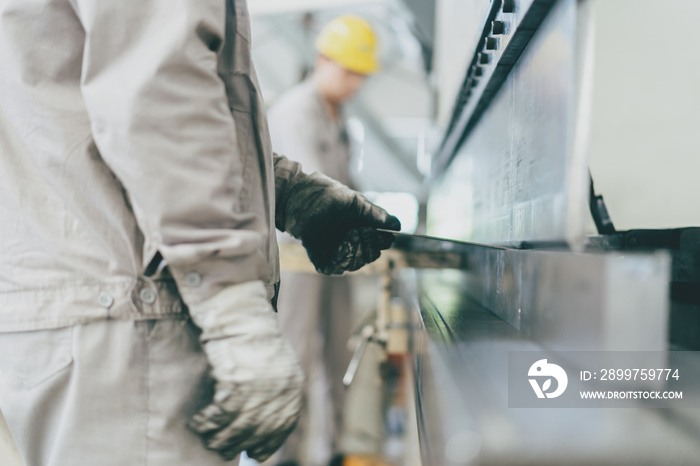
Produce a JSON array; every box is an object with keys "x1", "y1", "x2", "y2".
[
  {"x1": 280, "y1": 172, "x2": 401, "y2": 274},
  {"x1": 187, "y1": 281, "x2": 304, "y2": 462}
]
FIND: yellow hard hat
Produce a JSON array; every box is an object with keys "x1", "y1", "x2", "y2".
[{"x1": 315, "y1": 15, "x2": 379, "y2": 75}]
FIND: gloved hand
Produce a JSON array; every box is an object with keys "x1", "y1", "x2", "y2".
[
  {"x1": 281, "y1": 172, "x2": 401, "y2": 274},
  {"x1": 187, "y1": 281, "x2": 304, "y2": 462}
]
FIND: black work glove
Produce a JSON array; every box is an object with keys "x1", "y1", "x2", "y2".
[{"x1": 281, "y1": 172, "x2": 401, "y2": 274}]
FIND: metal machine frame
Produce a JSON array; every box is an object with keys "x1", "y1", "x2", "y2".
[{"x1": 400, "y1": 0, "x2": 700, "y2": 464}]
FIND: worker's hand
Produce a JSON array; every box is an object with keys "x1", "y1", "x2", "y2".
[
  {"x1": 187, "y1": 281, "x2": 304, "y2": 462},
  {"x1": 282, "y1": 172, "x2": 401, "y2": 274}
]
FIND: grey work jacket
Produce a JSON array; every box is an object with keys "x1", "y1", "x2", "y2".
[{"x1": 0, "y1": 0, "x2": 303, "y2": 332}]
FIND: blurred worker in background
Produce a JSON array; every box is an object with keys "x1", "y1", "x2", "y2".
[
  {"x1": 267, "y1": 15, "x2": 380, "y2": 466},
  {"x1": 0, "y1": 2, "x2": 399, "y2": 465}
]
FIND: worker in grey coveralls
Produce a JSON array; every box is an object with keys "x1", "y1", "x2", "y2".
[
  {"x1": 0, "y1": 1, "x2": 400, "y2": 465},
  {"x1": 268, "y1": 15, "x2": 380, "y2": 466}
]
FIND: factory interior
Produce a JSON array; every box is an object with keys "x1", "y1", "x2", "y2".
[{"x1": 1, "y1": 0, "x2": 700, "y2": 465}]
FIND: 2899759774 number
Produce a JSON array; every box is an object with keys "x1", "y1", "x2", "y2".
[{"x1": 599, "y1": 368, "x2": 680, "y2": 381}]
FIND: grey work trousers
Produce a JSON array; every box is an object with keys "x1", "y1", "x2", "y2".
[
  {"x1": 0, "y1": 319, "x2": 236, "y2": 466},
  {"x1": 274, "y1": 272, "x2": 352, "y2": 466}
]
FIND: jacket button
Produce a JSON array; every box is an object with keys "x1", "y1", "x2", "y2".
[
  {"x1": 185, "y1": 272, "x2": 202, "y2": 287},
  {"x1": 139, "y1": 288, "x2": 157, "y2": 304},
  {"x1": 97, "y1": 293, "x2": 114, "y2": 308}
]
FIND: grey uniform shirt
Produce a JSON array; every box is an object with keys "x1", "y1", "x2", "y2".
[
  {"x1": 0, "y1": 0, "x2": 305, "y2": 332},
  {"x1": 268, "y1": 80, "x2": 354, "y2": 189}
]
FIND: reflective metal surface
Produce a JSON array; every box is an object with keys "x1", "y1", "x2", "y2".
[
  {"x1": 412, "y1": 247, "x2": 671, "y2": 354},
  {"x1": 437, "y1": 0, "x2": 554, "y2": 168},
  {"x1": 588, "y1": 227, "x2": 700, "y2": 349},
  {"x1": 399, "y1": 248, "x2": 700, "y2": 465},
  {"x1": 429, "y1": 0, "x2": 591, "y2": 247}
]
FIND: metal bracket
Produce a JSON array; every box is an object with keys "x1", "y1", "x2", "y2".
[{"x1": 588, "y1": 172, "x2": 616, "y2": 234}]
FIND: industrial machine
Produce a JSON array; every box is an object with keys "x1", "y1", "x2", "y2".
[{"x1": 388, "y1": 0, "x2": 700, "y2": 464}]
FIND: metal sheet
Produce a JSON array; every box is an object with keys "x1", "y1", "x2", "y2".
[
  {"x1": 378, "y1": 228, "x2": 509, "y2": 250},
  {"x1": 428, "y1": 0, "x2": 591, "y2": 247}
]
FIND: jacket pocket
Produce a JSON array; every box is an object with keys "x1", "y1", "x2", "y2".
[{"x1": 0, "y1": 327, "x2": 73, "y2": 390}]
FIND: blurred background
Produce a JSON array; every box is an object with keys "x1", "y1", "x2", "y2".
[
  {"x1": 250, "y1": 0, "x2": 700, "y2": 235},
  {"x1": 249, "y1": 0, "x2": 440, "y2": 233}
]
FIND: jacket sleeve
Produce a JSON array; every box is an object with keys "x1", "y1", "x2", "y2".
[{"x1": 73, "y1": 0, "x2": 267, "y2": 305}]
